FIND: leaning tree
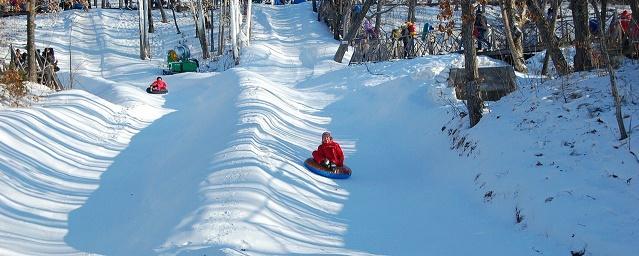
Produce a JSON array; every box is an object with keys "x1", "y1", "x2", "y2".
[{"x1": 461, "y1": 0, "x2": 483, "y2": 127}]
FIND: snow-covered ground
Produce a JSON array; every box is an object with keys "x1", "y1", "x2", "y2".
[{"x1": 1, "y1": 2, "x2": 638, "y2": 255}]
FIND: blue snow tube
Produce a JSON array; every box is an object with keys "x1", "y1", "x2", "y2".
[
  {"x1": 304, "y1": 158, "x2": 352, "y2": 179},
  {"x1": 293, "y1": 0, "x2": 306, "y2": 4}
]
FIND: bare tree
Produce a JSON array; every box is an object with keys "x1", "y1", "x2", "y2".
[
  {"x1": 243, "y1": 0, "x2": 253, "y2": 46},
  {"x1": 334, "y1": 0, "x2": 374, "y2": 62},
  {"x1": 526, "y1": 0, "x2": 570, "y2": 75},
  {"x1": 170, "y1": 0, "x2": 181, "y2": 33},
  {"x1": 570, "y1": 0, "x2": 593, "y2": 71},
  {"x1": 501, "y1": 0, "x2": 527, "y2": 73},
  {"x1": 158, "y1": 0, "x2": 168, "y2": 23},
  {"x1": 27, "y1": 0, "x2": 37, "y2": 82},
  {"x1": 600, "y1": 0, "x2": 607, "y2": 32},
  {"x1": 630, "y1": 0, "x2": 639, "y2": 28},
  {"x1": 218, "y1": 0, "x2": 226, "y2": 56},
  {"x1": 541, "y1": 0, "x2": 560, "y2": 75},
  {"x1": 462, "y1": 0, "x2": 483, "y2": 127},
  {"x1": 198, "y1": 0, "x2": 210, "y2": 59},
  {"x1": 590, "y1": 0, "x2": 628, "y2": 140},
  {"x1": 139, "y1": 0, "x2": 150, "y2": 59},
  {"x1": 408, "y1": 0, "x2": 417, "y2": 22},
  {"x1": 229, "y1": 0, "x2": 239, "y2": 62},
  {"x1": 214, "y1": 3, "x2": 216, "y2": 52},
  {"x1": 375, "y1": 0, "x2": 383, "y2": 33},
  {"x1": 341, "y1": 0, "x2": 353, "y2": 42},
  {"x1": 148, "y1": 0, "x2": 155, "y2": 33}
]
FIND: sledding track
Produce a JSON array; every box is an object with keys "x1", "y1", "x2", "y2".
[{"x1": 5, "y1": 3, "x2": 629, "y2": 256}]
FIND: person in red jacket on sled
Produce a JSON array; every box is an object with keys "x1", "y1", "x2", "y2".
[
  {"x1": 312, "y1": 131, "x2": 344, "y2": 171},
  {"x1": 147, "y1": 76, "x2": 168, "y2": 94}
]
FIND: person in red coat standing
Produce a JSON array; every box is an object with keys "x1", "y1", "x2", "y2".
[
  {"x1": 312, "y1": 132, "x2": 344, "y2": 169},
  {"x1": 149, "y1": 76, "x2": 168, "y2": 92}
]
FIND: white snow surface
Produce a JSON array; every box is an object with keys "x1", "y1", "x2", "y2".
[{"x1": 1, "y1": 2, "x2": 638, "y2": 255}]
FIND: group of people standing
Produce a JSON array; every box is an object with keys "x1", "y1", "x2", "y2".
[
  {"x1": 13, "y1": 47, "x2": 59, "y2": 72},
  {"x1": 359, "y1": 6, "x2": 491, "y2": 60},
  {"x1": 391, "y1": 21, "x2": 418, "y2": 58}
]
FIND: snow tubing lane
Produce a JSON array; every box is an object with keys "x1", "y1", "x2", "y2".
[
  {"x1": 304, "y1": 158, "x2": 352, "y2": 179},
  {"x1": 146, "y1": 88, "x2": 168, "y2": 94}
]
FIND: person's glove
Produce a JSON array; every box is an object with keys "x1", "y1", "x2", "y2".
[{"x1": 322, "y1": 159, "x2": 330, "y2": 168}]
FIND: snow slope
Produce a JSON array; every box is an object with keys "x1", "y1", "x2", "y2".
[{"x1": 1, "y1": 2, "x2": 638, "y2": 256}]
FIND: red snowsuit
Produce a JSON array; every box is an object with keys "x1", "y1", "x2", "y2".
[
  {"x1": 151, "y1": 80, "x2": 167, "y2": 91},
  {"x1": 312, "y1": 141, "x2": 344, "y2": 167},
  {"x1": 620, "y1": 11, "x2": 632, "y2": 33}
]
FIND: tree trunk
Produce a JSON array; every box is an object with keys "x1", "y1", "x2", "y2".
[
  {"x1": 527, "y1": 0, "x2": 570, "y2": 75},
  {"x1": 570, "y1": 0, "x2": 593, "y2": 71},
  {"x1": 197, "y1": 0, "x2": 210, "y2": 59},
  {"x1": 243, "y1": 0, "x2": 252, "y2": 45},
  {"x1": 408, "y1": 0, "x2": 416, "y2": 22},
  {"x1": 334, "y1": 0, "x2": 374, "y2": 62},
  {"x1": 148, "y1": 0, "x2": 155, "y2": 33},
  {"x1": 462, "y1": 0, "x2": 483, "y2": 127},
  {"x1": 341, "y1": 0, "x2": 352, "y2": 41},
  {"x1": 101, "y1": 0, "x2": 105, "y2": 8},
  {"x1": 218, "y1": 0, "x2": 226, "y2": 56},
  {"x1": 158, "y1": 0, "x2": 168, "y2": 23},
  {"x1": 333, "y1": 1, "x2": 342, "y2": 40},
  {"x1": 210, "y1": 7, "x2": 215, "y2": 52},
  {"x1": 630, "y1": 0, "x2": 639, "y2": 29},
  {"x1": 119, "y1": 0, "x2": 123, "y2": 9},
  {"x1": 375, "y1": 0, "x2": 382, "y2": 34},
  {"x1": 170, "y1": 0, "x2": 181, "y2": 33},
  {"x1": 590, "y1": 0, "x2": 628, "y2": 140},
  {"x1": 230, "y1": 0, "x2": 239, "y2": 61},
  {"x1": 600, "y1": 0, "x2": 607, "y2": 32},
  {"x1": 501, "y1": 0, "x2": 527, "y2": 73},
  {"x1": 313, "y1": 0, "x2": 317, "y2": 12},
  {"x1": 27, "y1": 0, "x2": 37, "y2": 82},
  {"x1": 541, "y1": 0, "x2": 560, "y2": 75},
  {"x1": 139, "y1": 0, "x2": 150, "y2": 59}
]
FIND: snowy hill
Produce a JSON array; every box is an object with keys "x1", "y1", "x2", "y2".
[{"x1": 1, "y1": 2, "x2": 638, "y2": 256}]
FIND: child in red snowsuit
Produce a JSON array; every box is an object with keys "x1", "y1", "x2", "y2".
[
  {"x1": 149, "y1": 77, "x2": 168, "y2": 92},
  {"x1": 620, "y1": 10, "x2": 632, "y2": 34},
  {"x1": 312, "y1": 132, "x2": 345, "y2": 168}
]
